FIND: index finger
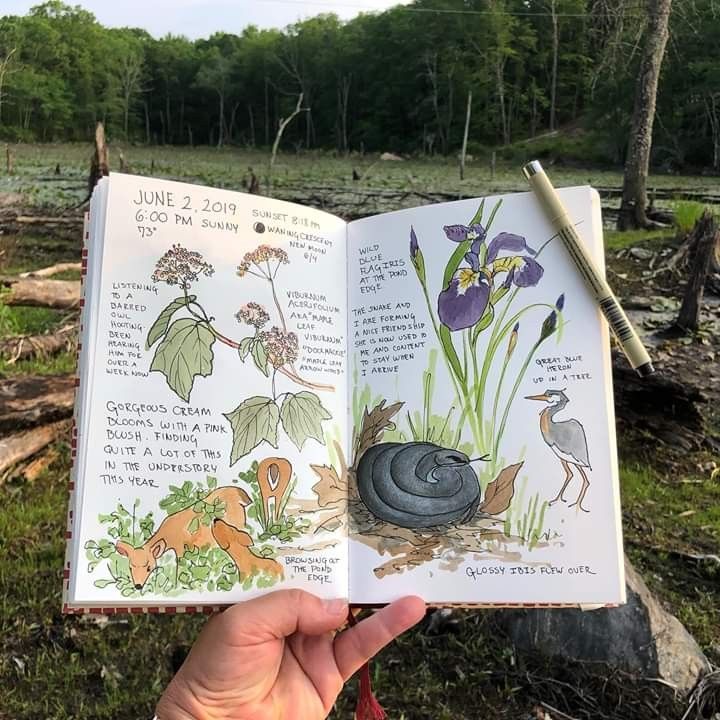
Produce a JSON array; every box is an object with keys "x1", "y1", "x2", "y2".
[{"x1": 333, "y1": 596, "x2": 426, "y2": 681}]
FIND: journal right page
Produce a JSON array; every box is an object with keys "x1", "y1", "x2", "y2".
[{"x1": 345, "y1": 187, "x2": 625, "y2": 606}]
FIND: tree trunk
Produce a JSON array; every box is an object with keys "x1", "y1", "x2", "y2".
[
  {"x1": 144, "y1": 101, "x2": 151, "y2": 145},
  {"x1": 269, "y1": 93, "x2": 305, "y2": 184},
  {"x1": 705, "y1": 94, "x2": 720, "y2": 171},
  {"x1": 0, "y1": 48, "x2": 17, "y2": 125},
  {"x1": 88, "y1": 121, "x2": 109, "y2": 194},
  {"x1": 248, "y1": 104, "x2": 256, "y2": 147},
  {"x1": 459, "y1": 90, "x2": 472, "y2": 181},
  {"x1": 496, "y1": 55, "x2": 509, "y2": 145},
  {"x1": 228, "y1": 101, "x2": 240, "y2": 144},
  {"x1": 337, "y1": 75, "x2": 351, "y2": 154},
  {"x1": 675, "y1": 211, "x2": 718, "y2": 332},
  {"x1": 166, "y1": 93, "x2": 172, "y2": 144},
  {"x1": 426, "y1": 53, "x2": 448, "y2": 155},
  {"x1": 549, "y1": 0, "x2": 559, "y2": 132},
  {"x1": 217, "y1": 92, "x2": 225, "y2": 148},
  {"x1": 617, "y1": 0, "x2": 673, "y2": 230},
  {"x1": 264, "y1": 76, "x2": 270, "y2": 146},
  {"x1": 179, "y1": 96, "x2": 185, "y2": 144}
]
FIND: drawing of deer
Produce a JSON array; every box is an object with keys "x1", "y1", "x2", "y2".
[
  {"x1": 212, "y1": 519, "x2": 284, "y2": 578},
  {"x1": 116, "y1": 486, "x2": 264, "y2": 589}
]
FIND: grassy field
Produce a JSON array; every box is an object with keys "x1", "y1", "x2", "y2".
[
  {"x1": 1, "y1": 148, "x2": 718, "y2": 719},
  {"x1": 3, "y1": 142, "x2": 720, "y2": 212}
]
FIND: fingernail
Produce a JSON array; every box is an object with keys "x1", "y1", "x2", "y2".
[{"x1": 324, "y1": 598, "x2": 347, "y2": 615}]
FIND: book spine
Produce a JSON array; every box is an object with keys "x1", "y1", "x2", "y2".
[{"x1": 61, "y1": 213, "x2": 89, "y2": 613}]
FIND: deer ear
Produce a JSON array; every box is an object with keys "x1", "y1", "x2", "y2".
[
  {"x1": 236, "y1": 531, "x2": 254, "y2": 547},
  {"x1": 116, "y1": 541, "x2": 133, "y2": 557},
  {"x1": 150, "y1": 538, "x2": 167, "y2": 559}
]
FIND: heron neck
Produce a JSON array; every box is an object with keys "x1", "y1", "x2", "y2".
[{"x1": 546, "y1": 401, "x2": 567, "y2": 419}]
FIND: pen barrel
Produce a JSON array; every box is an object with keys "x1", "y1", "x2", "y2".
[{"x1": 525, "y1": 163, "x2": 654, "y2": 375}]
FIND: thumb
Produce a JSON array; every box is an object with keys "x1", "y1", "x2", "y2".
[{"x1": 218, "y1": 589, "x2": 349, "y2": 643}]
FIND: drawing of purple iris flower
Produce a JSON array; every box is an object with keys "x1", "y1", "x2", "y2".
[{"x1": 438, "y1": 230, "x2": 544, "y2": 331}]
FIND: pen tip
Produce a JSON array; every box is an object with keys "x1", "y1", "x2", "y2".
[{"x1": 635, "y1": 362, "x2": 655, "y2": 378}]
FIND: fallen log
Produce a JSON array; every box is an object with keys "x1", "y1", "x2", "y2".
[
  {"x1": 0, "y1": 420, "x2": 70, "y2": 478},
  {"x1": 0, "y1": 374, "x2": 75, "y2": 434},
  {"x1": 0, "y1": 325, "x2": 77, "y2": 363},
  {"x1": 20, "y1": 448, "x2": 59, "y2": 481},
  {"x1": 19, "y1": 262, "x2": 82, "y2": 278},
  {"x1": 0, "y1": 275, "x2": 80, "y2": 309}
]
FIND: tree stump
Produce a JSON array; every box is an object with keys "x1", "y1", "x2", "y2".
[
  {"x1": 88, "y1": 121, "x2": 109, "y2": 194},
  {"x1": 675, "y1": 210, "x2": 718, "y2": 331}
]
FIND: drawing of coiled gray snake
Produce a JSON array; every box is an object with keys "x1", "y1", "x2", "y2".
[{"x1": 356, "y1": 442, "x2": 484, "y2": 528}]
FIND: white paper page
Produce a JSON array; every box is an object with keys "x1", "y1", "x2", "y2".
[
  {"x1": 70, "y1": 174, "x2": 349, "y2": 606},
  {"x1": 346, "y1": 187, "x2": 624, "y2": 605}
]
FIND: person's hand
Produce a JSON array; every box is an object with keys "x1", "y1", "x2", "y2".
[{"x1": 155, "y1": 589, "x2": 425, "y2": 720}]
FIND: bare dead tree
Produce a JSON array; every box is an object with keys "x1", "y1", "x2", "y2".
[
  {"x1": 275, "y1": 39, "x2": 313, "y2": 149},
  {"x1": 337, "y1": 74, "x2": 351, "y2": 154},
  {"x1": 618, "y1": 0, "x2": 673, "y2": 230},
  {"x1": 423, "y1": 52, "x2": 455, "y2": 155},
  {"x1": 88, "y1": 122, "x2": 109, "y2": 195},
  {"x1": 588, "y1": 0, "x2": 646, "y2": 98},
  {"x1": 459, "y1": 90, "x2": 472, "y2": 181},
  {"x1": 704, "y1": 93, "x2": 720, "y2": 171},
  {"x1": 548, "y1": 0, "x2": 559, "y2": 131},
  {"x1": 118, "y1": 49, "x2": 145, "y2": 139},
  {"x1": 0, "y1": 47, "x2": 17, "y2": 125},
  {"x1": 268, "y1": 93, "x2": 306, "y2": 186},
  {"x1": 675, "y1": 210, "x2": 718, "y2": 332}
]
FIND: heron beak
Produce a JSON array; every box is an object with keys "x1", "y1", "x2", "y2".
[{"x1": 525, "y1": 393, "x2": 550, "y2": 402}]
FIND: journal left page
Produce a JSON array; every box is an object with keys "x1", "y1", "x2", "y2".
[{"x1": 68, "y1": 174, "x2": 349, "y2": 609}]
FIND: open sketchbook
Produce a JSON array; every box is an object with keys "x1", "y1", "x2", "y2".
[{"x1": 63, "y1": 173, "x2": 625, "y2": 612}]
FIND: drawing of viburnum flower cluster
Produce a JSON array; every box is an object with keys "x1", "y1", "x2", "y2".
[
  {"x1": 260, "y1": 327, "x2": 299, "y2": 368},
  {"x1": 237, "y1": 245, "x2": 289, "y2": 278},
  {"x1": 151, "y1": 244, "x2": 214, "y2": 289},
  {"x1": 146, "y1": 241, "x2": 333, "y2": 467},
  {"x1": 236, "y1": 302, "x2": 270, "y2": 329}
]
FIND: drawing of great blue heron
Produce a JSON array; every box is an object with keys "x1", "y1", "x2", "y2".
[{"x1": 525, "y1": 389, "x2": 591, "y2": 512}]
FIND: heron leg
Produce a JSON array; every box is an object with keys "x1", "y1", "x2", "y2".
[
  {"x1": 549, "y1": 459, "x2": 574, "y2": 505},
  {"x1": 569, "y1": 465, "x2": 590, "y2": 512}
]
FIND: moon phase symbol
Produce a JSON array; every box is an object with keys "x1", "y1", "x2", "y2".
[{"x1": 253, "y1": 222, "x2": 266, "y2": 234}]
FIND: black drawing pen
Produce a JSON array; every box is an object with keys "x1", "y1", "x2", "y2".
[{"x1": 522, "y1": 160, "x2": 654, "y2": 377}]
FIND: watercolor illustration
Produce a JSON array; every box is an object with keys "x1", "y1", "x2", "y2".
[
  {"x1": 85, "y1": 457, "x2": 310, "y2": 597},
  {"x1": 355, "y1": 441, "x2": 487, "y2": 528},
  {"x1": 526, "y1": 389, "x2": 592, "y2": 512},
  {"x1": 409, "y1": 197, "x2": 565, "y2": 477},
  {"x1": 350, "y1": 198, "x2": 570, "y2": 576},
  {"x1": 145, "y1": 243, "x2": 333, "y2": 464}
]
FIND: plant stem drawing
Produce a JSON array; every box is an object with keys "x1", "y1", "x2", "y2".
[
  {"x1": 410, "y1": 200, "x2": 566, "y2": 476},
  {"x1": 525, "y1": 389, "x2": 592, "y2": 511},
  {"x1": 146, "y1": 243, "x2": 333, "y2": 464}
]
